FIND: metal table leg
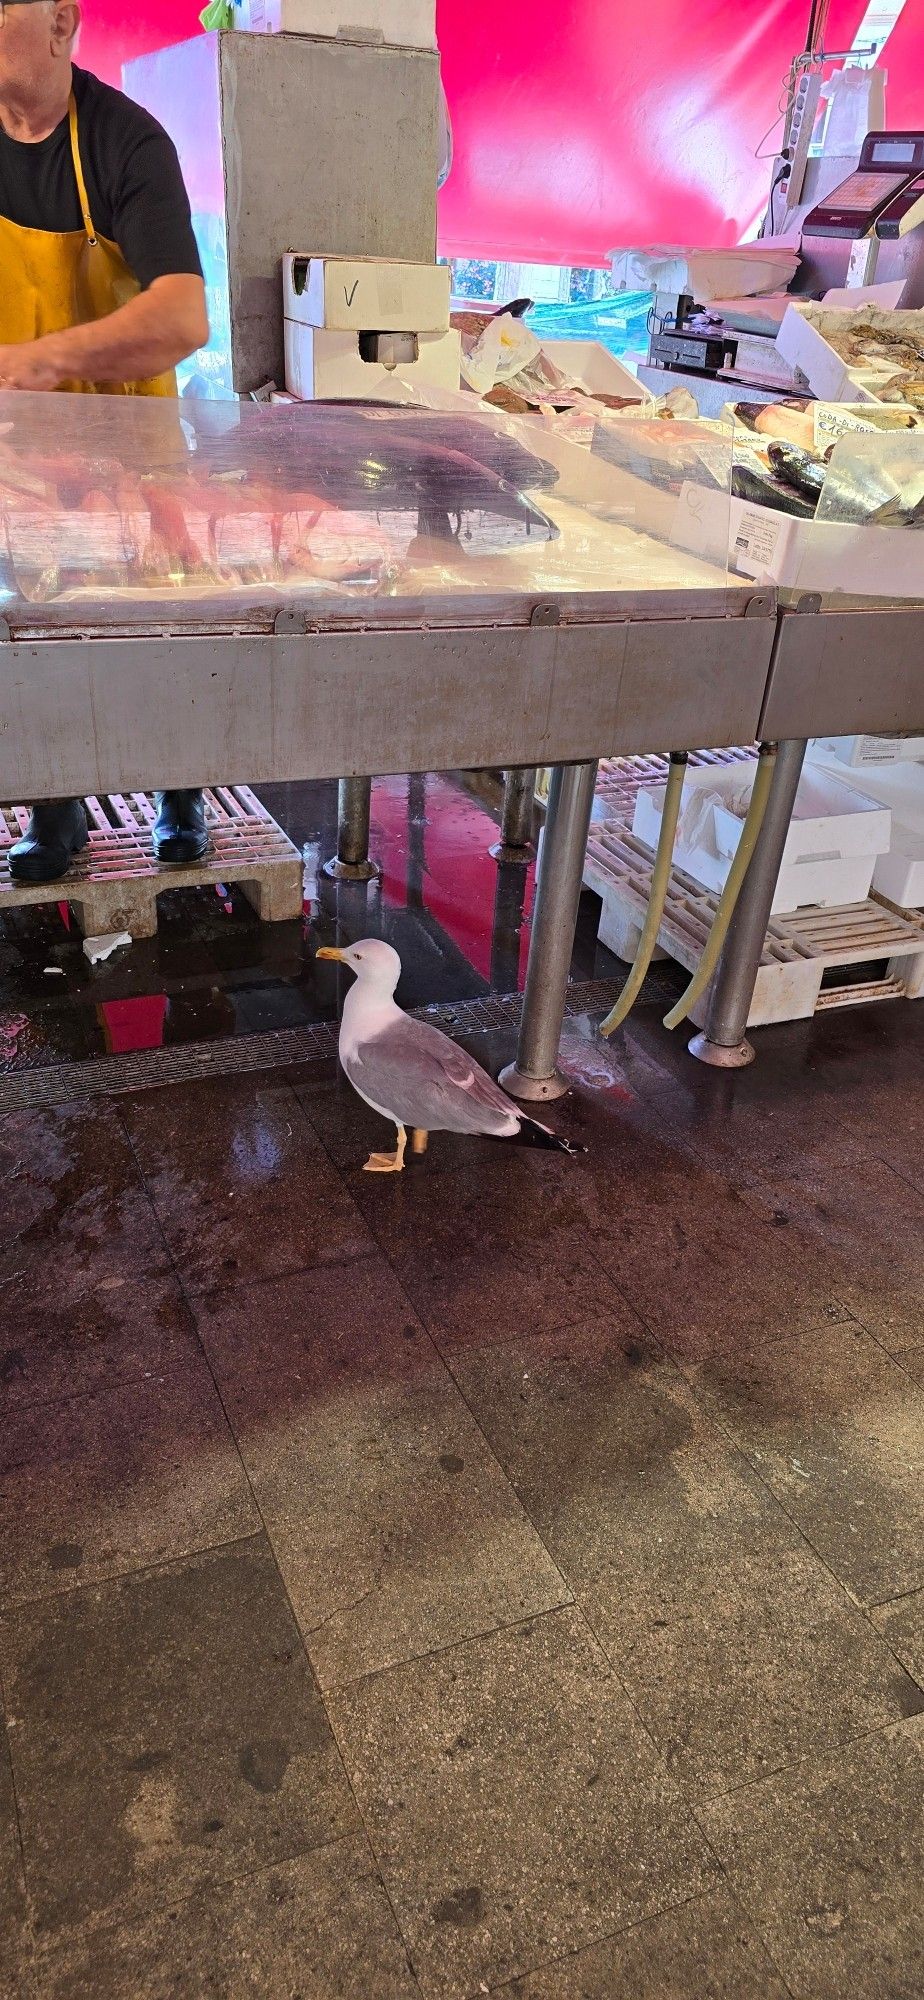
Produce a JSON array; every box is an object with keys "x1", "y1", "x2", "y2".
[
  {"x1": 689, "y1": 737, "x2": 807, "y2": 1068},
  {"x1": 490, "y1": 766, "x2": 537, "y2": 863},
  {"x1": 500, "y1": 759, "x2": 598, "y2": 1102},
  {"x1": 490, "y1": 856, "x2": 529, "y2": 994},
  {"x1": 323, "y1": 776, "x2": 380, "y2": 883}
]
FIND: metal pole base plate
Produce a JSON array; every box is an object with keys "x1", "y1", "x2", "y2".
[
  {"x1": 489, "y1": 840, "x2": 533, "y2": 866},
  {"x1": 688, "y1": 1031, "x2": 755, "y2": 1069},
  {"x1": 498, "y1": 1060, "x2": 570, "y2": 1103},
  {"x1": 322, "y1": 857, "x2": 381, "y2": 884}
]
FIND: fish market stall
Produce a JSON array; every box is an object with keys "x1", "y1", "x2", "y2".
[
  {"x1": 684, "y1": 419, "x2": 924, "y2": 1068},
  {"x1": 511, "y1": 402, "x2": 924, "y2": 1082},
  {"x1": 0, "y1": 390, "x2": 774, "y2": 1086}
]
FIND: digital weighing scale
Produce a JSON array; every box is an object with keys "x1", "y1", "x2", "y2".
[{"x1": 804, "y1": 130, "x2": 924, "y2": 285}]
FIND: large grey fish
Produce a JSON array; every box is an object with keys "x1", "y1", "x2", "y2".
[
  {"x1": 868, "y1": 475, "x2": 924, "y2": 527},
  {"x1": 731, "y1": 463, "x2": 817, "y2": 519},
  {"x1": 819, "y1": 457, "x2": 905, "y2": 524},
  {"x1": 766, "y1": 441, "x2": 828, "y2": 500}
]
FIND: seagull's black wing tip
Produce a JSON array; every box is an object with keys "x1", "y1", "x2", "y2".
[{"x1": 517, "y1": 1116, "x2": 587, "y2": 1156}]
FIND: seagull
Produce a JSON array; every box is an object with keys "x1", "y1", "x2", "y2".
[{"x1": 316, "y1": 938, "x2": 583, "y2": 1172}]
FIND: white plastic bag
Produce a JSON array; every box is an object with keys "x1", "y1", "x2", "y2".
[
  {"x1": 677, "y1": 788, "x2": 723, "y2": 854},
  {"x1": 821, "y1": 65, "x2": 886, "y2": 159},
  {"x1": 460, "y1": 314, "x2": 543, "y2": 396}
]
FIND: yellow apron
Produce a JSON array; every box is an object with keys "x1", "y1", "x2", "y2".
[{"x1": 0, "y1": 93, "x2": 174, "y2": 396}]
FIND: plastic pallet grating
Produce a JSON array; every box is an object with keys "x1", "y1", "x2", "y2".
[
  {"x1": 583, "y1": 819, "x2": 924, "y2": 1028},
  {"x1": 0, "y1": 785, "x2": 303, "y2": 937},
  {"x1": 535, "y1": 745, "x2": 758, "y2": 816},
  {"x1": 593, "y1": 745, "x2": 759, "y2": 820}
]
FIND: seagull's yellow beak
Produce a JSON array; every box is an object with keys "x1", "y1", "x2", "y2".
[{"x1": 316, "y1": 946, "x2": 346, "y2": 962}]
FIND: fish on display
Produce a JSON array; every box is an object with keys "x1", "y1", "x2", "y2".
[
  {"x1": 730, "y1": 463, "x2": 818, "y2": 519},
  {"x1": 868, "y1": 475, "x2": 924, "y2": 527},
  {"x1": 765, "y1": 441, "x2": 828, "y2": 501},
  {"x1": 287, "y1": 424, "x2": 560, "y2": 545},
  {"x1": 178, "y1": 405, "x2": 561, "y2": 547},
  {"x1": 733, "y1": 401, "x2": 815, "y2": 450},
  {"x1": 363, "y1": 411, "x2": 561, "y2": 495},
  {"x1": 817, "y1": 454, "x2": 905, "y2": 525}
]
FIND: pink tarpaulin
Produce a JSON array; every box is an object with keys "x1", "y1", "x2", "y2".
[
  {"x1": 435, "y1": 0, "x2": 867, "y2": 259},
  {"x1": 79, "y1": 2, "x2": 896, "y2": 261},
  {"x1": 875, "y1": 0, "x2": 924, "y2": 132},
  {"x1": 78, "y1": 2, "x2": 201, "y2": 81}
]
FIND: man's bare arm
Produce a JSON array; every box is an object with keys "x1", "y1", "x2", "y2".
[{"x1": 0, "y1": 275, "x2": 209, "y2": 390}]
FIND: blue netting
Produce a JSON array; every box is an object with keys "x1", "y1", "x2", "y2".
[{"x1": 525, "y1": 292, "x2": 651, "y2": 362}]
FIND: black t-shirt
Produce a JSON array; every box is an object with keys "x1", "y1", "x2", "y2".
[{"x1": 0, "y1": 65, "x2": 202, "y2": 291}]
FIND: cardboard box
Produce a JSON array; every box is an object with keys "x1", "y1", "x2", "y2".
[
  {"x1": 284, "y1": 320, "x2": 460, "y2": 398},
  {"x1": 233, "y1": 0, "x2": 436, "y2": 48},
  {"x1": 283, "y1": 253, "x2": 450, "y2": 333},
  {"x1": 634, "y1": 763, "x2": 890, "y2": 915}
]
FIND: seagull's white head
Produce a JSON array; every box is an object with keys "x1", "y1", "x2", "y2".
[{"x1": 316, "y1": 937, "x2": 402, "y2": 997}]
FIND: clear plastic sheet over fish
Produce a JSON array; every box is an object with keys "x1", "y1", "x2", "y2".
[
  {"x1": 0, "y1": 391, "x2": 739, "y2": 627},
  {"x1": 815, "y1": 432, "x2": 924, "y2": 529}
]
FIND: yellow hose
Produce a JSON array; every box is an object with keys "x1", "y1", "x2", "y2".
[
  {"x1": 662, "y1": 742, "x2": 777, "y2": 1033},
  {"x1": 600, "y1": 752, "x2": 688, "y2": 1038}
]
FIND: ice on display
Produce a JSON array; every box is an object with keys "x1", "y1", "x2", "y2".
[{"x1": 0, "y1": 392, "x2": 737, "y2": 627}]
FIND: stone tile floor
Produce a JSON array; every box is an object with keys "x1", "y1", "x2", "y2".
[{"x1": 1, "y1": 996, "x2": 923, "y2": 1997}]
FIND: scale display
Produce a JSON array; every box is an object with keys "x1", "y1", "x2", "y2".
[{"x1": 805, "y1": 130, "x2": 924, "y2": 239}]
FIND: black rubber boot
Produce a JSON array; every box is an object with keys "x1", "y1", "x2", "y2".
[
  {"x1": 152, "y1": 789, "x2": 209, "y2": 865},
  {"x1": 8, "y1": 799, "x2": 88, "y2": 883}
]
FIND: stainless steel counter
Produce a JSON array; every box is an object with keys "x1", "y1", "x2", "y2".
[{"x1": 0, "y1": 589, "x2": 775, "y2": 802}]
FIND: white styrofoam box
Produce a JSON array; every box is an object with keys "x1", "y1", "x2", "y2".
[
  {"x1": 776, "y1": 303, "x2": 878, "y2": 404},
  {"x1": 809, "y1": 734, "x2": 924, "y2": 769},
  {"x1": 283, "y1": 254, "x2": 450, "y2": 333},
  {"x1": 633, "y1": 763, "x2": 891, "y2": 915},
  {"x1": 539, "y1": 340, "x2": 646, "y2": 400},
  {"x1": 284, "y1": 320, "x2": 460, "y2": 398},
  {"x1": 670, "y1": 480, "x2": 924, "y2": 598},
  {"x1": 232, "y1": 0, "x2": 436, "y2": 48},
  {"x1": 872, "y1": 836, "x2": 924, "y2": 909},
  {"x1": 820, "y1": 280, "x2": 907, "y2": 311},
  {"x1": 808, "y1": 755, "x2": 924, "y2": 907}
]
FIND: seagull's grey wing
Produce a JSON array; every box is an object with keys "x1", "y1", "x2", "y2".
[{"x1": 344, "y1": 1016, "x2": 520, "y2": 1137}]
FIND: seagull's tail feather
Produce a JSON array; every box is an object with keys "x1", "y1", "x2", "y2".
[{"x1": 514, "y1": 1116, "x2": 586, "y2": 1156}]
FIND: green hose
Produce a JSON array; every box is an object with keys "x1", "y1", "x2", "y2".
[
  {"x1": 600, "y1": 751, "x2": 688, "y2": 1038},
  {"x1": 663, "y1": 742, "x2": 778, "y2": 1033}
]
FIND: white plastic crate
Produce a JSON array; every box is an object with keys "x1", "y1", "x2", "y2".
[
  {"x1": 632, "y1": 762, "x2": 891, "y2": 916},
  {"x1": 809, "y1": 755, "x2": 924, "y2": 909},
  {"x1": 583, "y1": 822, "x2": 924, "y2": 1028}
]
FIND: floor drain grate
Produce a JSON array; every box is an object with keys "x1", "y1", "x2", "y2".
[{"x1": 0, "y1": 980, "x2": 618, "y2": 1114}]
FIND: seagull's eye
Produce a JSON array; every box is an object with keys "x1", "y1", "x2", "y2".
[{"x1": 354, "y1": 953, "x2": 362, "y2": 960}]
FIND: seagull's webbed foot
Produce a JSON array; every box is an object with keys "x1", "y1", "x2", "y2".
[{"x1": 363, "y1": 1125, "x2": 407, "y2": 1174}]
